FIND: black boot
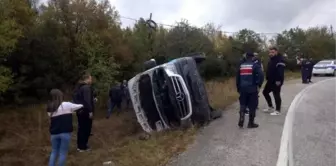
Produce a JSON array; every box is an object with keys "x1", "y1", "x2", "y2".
[
  {"x1": 247, "y1": 115, "x2": 259, "y2": 128},
  {"x1": 238, "y1": 112, "x2": 245, "y2": 128}
]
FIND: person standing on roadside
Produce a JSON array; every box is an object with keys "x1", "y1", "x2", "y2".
[
  {"x1": 239, "y1": 53, "x2": 249, "y2": 115},
  {"x1": 296, "y1": 53, "x2": 312, "y2": 84},
  {"x1": 252, "y1": 52, "x2": 263, "y2": 110},
  {"x1": 47, "y1": 89, "x2": 83, "y2": 166},
  {"x1": 240, "y1": 52, "x2": 263, "y2": 115},
  {"x1": 297, "y1": 57, "x2": 308, "y2": 84},
  {"x1": 236, "y1": 52, "x2": 264, "y2": 128},
  {"x1": 307, "y1": 58, "x2": 314, "y2": 83},
  {"x1": 262, "y1": 47, "x2": 286, "y2": 115},
  {"x1": 73, "y1": 73, "x2": 94, "y2": 152}
]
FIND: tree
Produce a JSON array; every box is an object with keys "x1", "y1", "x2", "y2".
[
  {"x1": 164, "y1": 20, "x2": 214, "y2": 59},
  {"x1": 0, "y1": 0, "x2": 35, "y2": 94},
  {"x1": 0, "y1": 0, "x2": 335, "y2": 104},
  {"x1": 234, "y1": 29, "x2": 263, "y2": 53}
]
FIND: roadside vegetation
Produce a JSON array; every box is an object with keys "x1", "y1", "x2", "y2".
[{"x1": 0, "y1": 73, "x2": 300, "y2": 166}]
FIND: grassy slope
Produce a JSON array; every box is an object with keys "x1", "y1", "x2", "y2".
[{"x1": 0, "y1": 72, "x2": 300, "y2": 166}]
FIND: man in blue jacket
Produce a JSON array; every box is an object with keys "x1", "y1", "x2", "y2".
[
  {"x1": 236, "y1": 52, "x2": 264, "y2": 128},
  {"x1": 240, "y1": 52, "x2": 263, "y2": 115},
  {"x1": 262, "y1": 47, "x2": 286, "y2": 115}
]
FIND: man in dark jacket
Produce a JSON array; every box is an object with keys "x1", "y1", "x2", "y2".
[
  {"x1": 301, "y1": 58, "x2": 310, "y2": 84},
  {"x1": 73, "y1": 73, "x2": 94, "y2": 152},
  {"x1": 106, "y1": 84, "x2": 123, "y2": 118},
  {"x1": 297, "y1": 55, "x2": 308, "y2": 84},
  {"x1": 252, "y1": 53, "x2": 263, "y2": 109},
  {"x1": 236, "y1": 52, "x2": 264, "y2": 128},
  {"x1": 307, "y1": 58, "x2": 314, "y2": 83},
  {"x1": 262, "y1": 47, "x2": 285, "y2": 116}
]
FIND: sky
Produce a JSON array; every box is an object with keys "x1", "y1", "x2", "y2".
[{"x1": 109, "y1": 0, "x2": 336, "y2": 35}]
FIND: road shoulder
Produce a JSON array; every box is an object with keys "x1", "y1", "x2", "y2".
[{"x1": 167, "y1": 77, "x2": 328, "y2": 166}]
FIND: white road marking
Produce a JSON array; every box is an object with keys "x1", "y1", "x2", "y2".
[{"x1": 276, "y1": 78, "x2": 336, "y2": 166}]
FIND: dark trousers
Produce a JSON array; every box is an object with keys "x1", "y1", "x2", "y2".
[
  {"x1": 307, "y1": 68, "x2": 312, "y2": 81},
  {"x1": 77, "y1": 113, "x2": 92, "y2": 150},
  {"x1": 239, "y1": 91, "x2": 258, "y2": 119},
  {"x1": 107, "y1": 99, "x2": 121, "y2": 118},
  {"x1": 244, "y1": 94, "x2": 259, "y2": 113},
  {"x1": 125, "y1": 98, "x2": 131, "y2": 108},
  {"x1": 262, "y1": 81, "x2": 282, "y2": 111},
  {"x1": 301, "y1": 68, "x2": 309, "y2": 83}
]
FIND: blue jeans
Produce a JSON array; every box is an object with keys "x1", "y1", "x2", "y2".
[{"x1": 48, "y1": 133, "x2": 72, "y2": 166}]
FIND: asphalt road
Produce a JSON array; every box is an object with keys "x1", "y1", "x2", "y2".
[
  {"x1": 167, "y1": 77, "x2": 331, "y2": 166},
  {"x1": 291, "y1": 78, "x2": 336, "y2": 166}
]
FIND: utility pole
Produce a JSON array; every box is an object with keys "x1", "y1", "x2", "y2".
[
  {"x1": 145, "y1": 13, "x2": 157, "y2": 60},
  {"x1": 330, "y1": 25, "x2": 334, "y2": 38},
  {"x1": 148, "y1": 13, "x2": 153, "y2": 58}
]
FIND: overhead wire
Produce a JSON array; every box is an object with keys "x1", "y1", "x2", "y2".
[{"x1": 119, "y1": 15, "x2": 280, "y2": 36}]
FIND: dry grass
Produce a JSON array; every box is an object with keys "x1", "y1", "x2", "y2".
[
  {"x1": 285, "y1": 71, "x2": 301, "y2": 80},
  {"x1": 0, "y1": 105, "x2": 199, "y2": 166},
  {"x1": 1, "y1": 74, "x2": 302, "y2": 166},
  {"x1": 206, "y1": 78, "x2": 239, "y2": 109}
]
